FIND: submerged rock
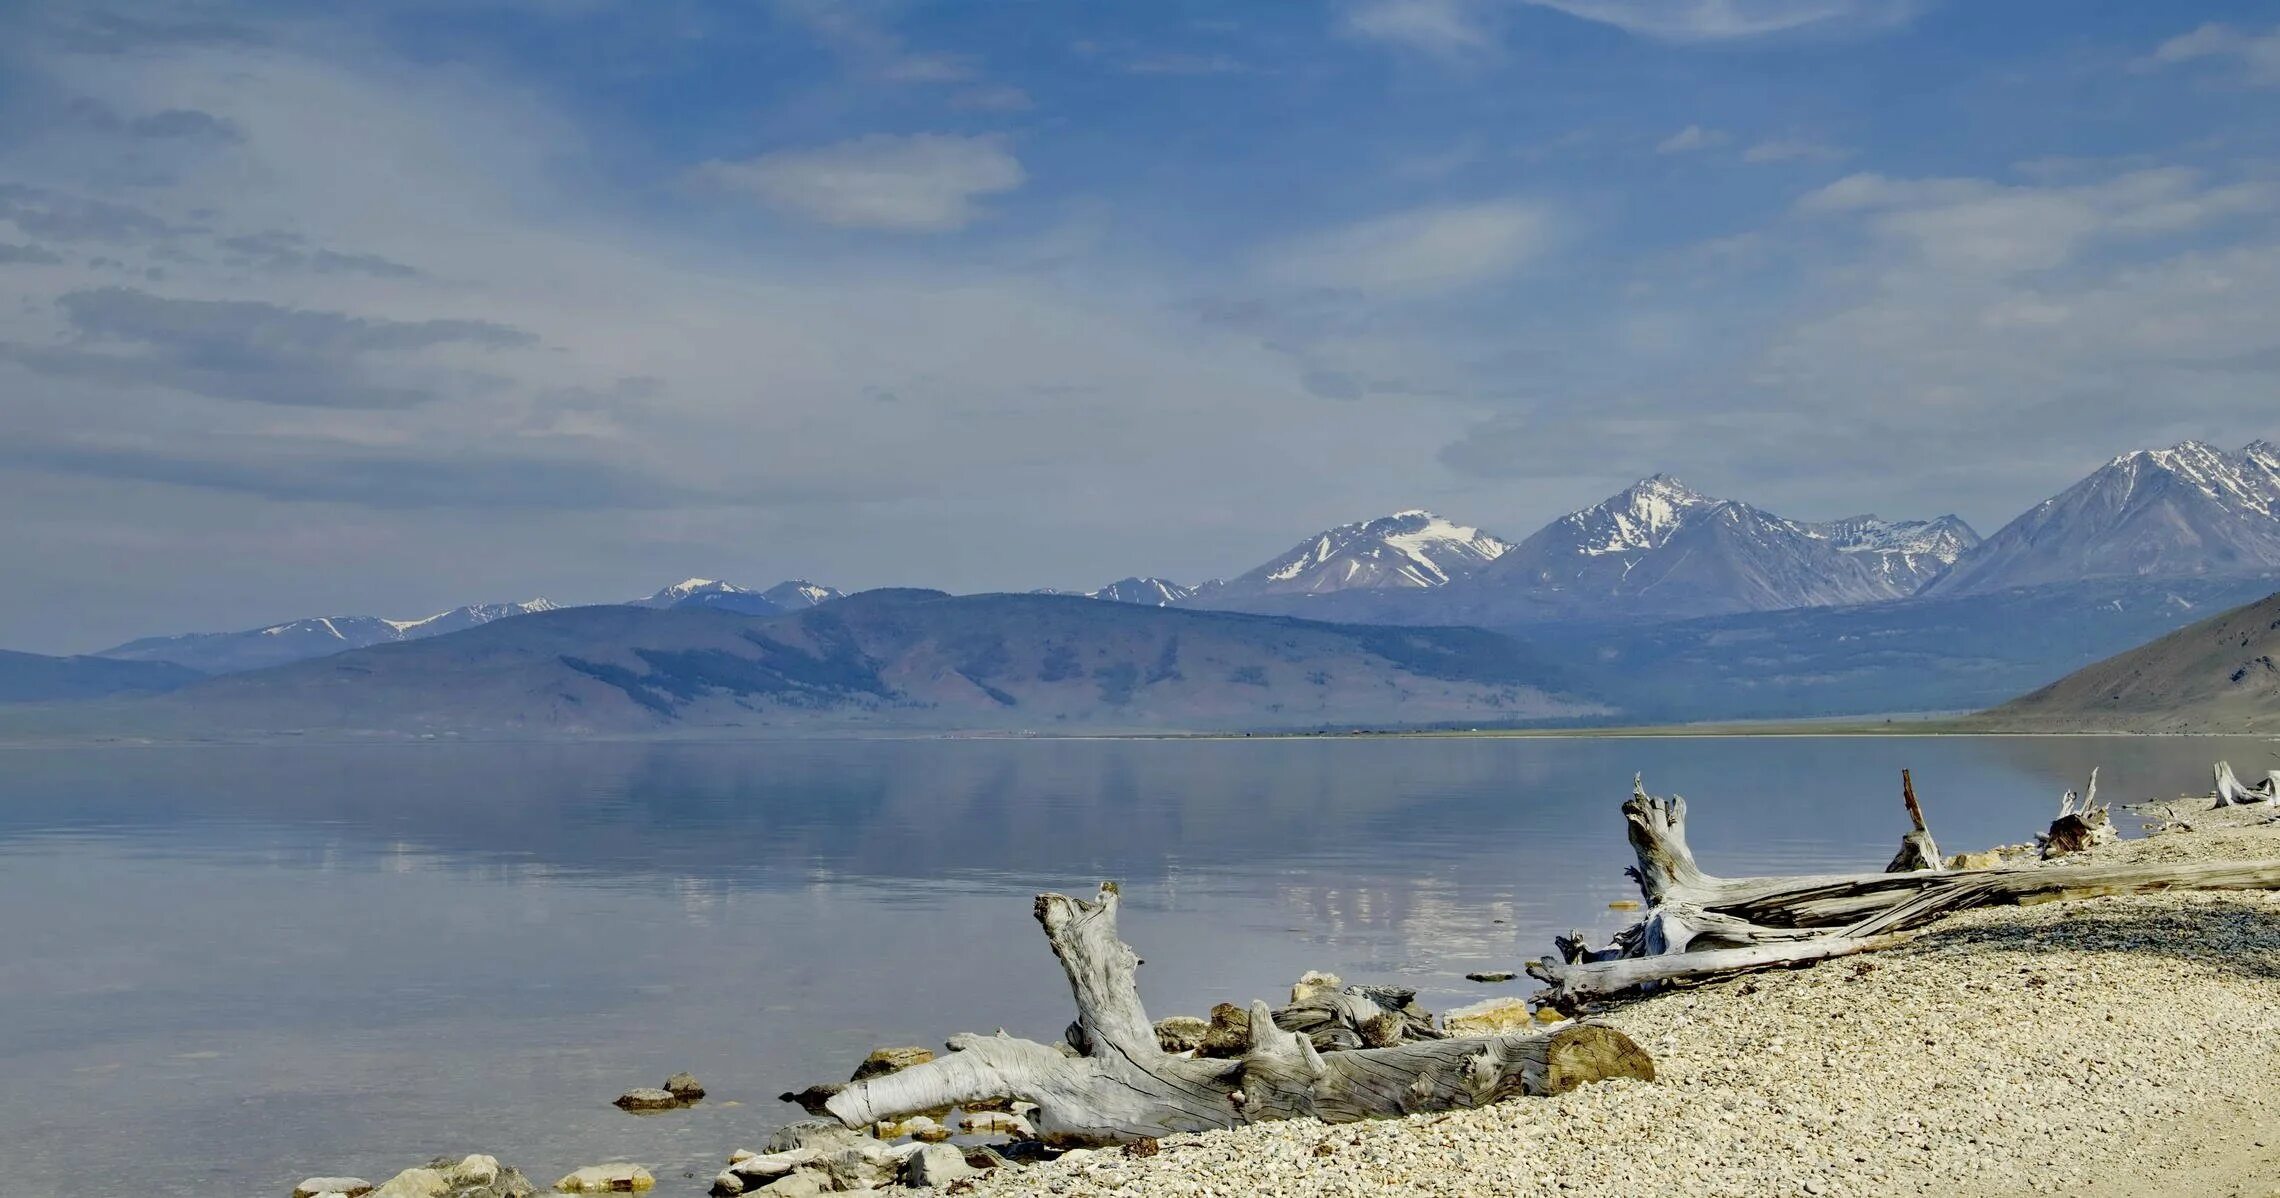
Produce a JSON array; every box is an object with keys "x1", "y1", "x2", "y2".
[
  {"x1": 851, "y1": 1046, "x2": 935, "y2": 1081},
  {"x1": 664, "y1": 1072, "x2": 706, "y2": 1102},
  {"x1": 777, "y1": 1082, "x2": 845, "y2": 1114},
  {"x1": 314, "y1": 1155, "x2": 529, "y2": 1198},
  {"x1": 1464, "y1": 971, "x2": 1519, "y2": 984},
  {"x1": 613, "y1": 1088, "x2": 680, "y2": 1112}
]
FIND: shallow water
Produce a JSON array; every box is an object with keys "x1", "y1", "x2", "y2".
[{"x1": 0, "y1": 734, "x2": 2270, "y2": 1195}]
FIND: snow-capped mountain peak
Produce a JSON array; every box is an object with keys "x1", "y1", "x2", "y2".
[
  {"x1": 760, "y1": 580, "x2": 844, "y2": 609},
  {"x1": 634, "y1": 578, "x2": 754, "y2": 608},
  {"x1": 1089, "y1": 577, "x2": 1195, "y2": 606},
  {"x1": 384, "y1": 598, "x2": 561, "y2": 636},
  {"x1": 1562, "y1": 474, "x2": 1717, "y2": 557},
  {"x1": 1238, "y1": 510, "x2": 1514, "y2": 595},
  {"x1": 1930, "y1": 438, "x2": 2280, "y2": 595}
]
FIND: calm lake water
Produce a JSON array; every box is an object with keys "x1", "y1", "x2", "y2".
[{"x1": 2, "y1": 734, "x2": 2273, "y2": 1196}]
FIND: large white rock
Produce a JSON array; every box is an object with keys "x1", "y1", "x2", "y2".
[
  {"x1": 552, "y1": 1163, "x2": 654, "y2": 1193},
  {"x1": 370, "y1": 1168, "x2": 449, "y2": 1198},
  {"x1": 1442, "y1": 996, "x2": 1535, "y2": 1036},
  {"x1": 293, "y1": 1180, "x2": 374, "y2": 1198},
  {"x1": 904, "y1": 1144, "x2": 978, "y2": 1189}
]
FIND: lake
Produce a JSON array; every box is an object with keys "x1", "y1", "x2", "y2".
[{"x1": 1, "y1": 734, "x2": 2270, "y2": 1195}]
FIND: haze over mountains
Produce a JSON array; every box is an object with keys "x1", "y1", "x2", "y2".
[{"x1": 5, "y1": 437, "x2": 2278, "y2": 734}]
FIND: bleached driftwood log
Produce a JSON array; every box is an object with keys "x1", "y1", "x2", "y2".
[
  {"x1": 825, "y1": 883, "x2": 1651, "y2": 1145},
  {"x1": 1529, "y1": 775, "x2": 2280, "y2": 1004},
  {"x1": 1885, "y1": 769, "x2": 1941, "y2": 873},
  {"x1": 2212, "y1": 761, "x2": 2279, "y2": 807}
]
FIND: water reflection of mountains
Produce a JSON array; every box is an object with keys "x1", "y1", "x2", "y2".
[{"x1": 2, "y1": 736, "x2": 2265, "y2": 892}]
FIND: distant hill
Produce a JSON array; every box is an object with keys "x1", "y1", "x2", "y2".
[
  {"x1": 17, "y1": 589, "x2": 1606, "y2": 739},
  {"x1": 1521, "y1": 573, "x2": 2280, "y2": 725},
  {"x1": 0, "y1": 650, "x2": 201, "y2": 705},
  {"x1": 1978, "y1": 587, "x2": 2280, "y2": 732}
]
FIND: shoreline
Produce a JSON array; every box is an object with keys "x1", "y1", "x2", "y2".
[
  {"x1": 940, "y1": 794, "x2": 2280, "y2": 1198},
  {"x1": 3, "y1": 723, "x2": 2276, "y2": 749}
]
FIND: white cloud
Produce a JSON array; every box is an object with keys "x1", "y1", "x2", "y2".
[
  {"x1": 1743, "y1": 137, "x2": 1848, "y2": 163},
  {"x1": 1261, "y1": 201, "x2": 1554, "y2": 294},
  {"x1": 2143, "y1": 22, "x2": 2280, "y2": 85},
  {"x1": 692, "y1": 134, "x2": 1025, "y2": 233},
  {"x1": 1520, "y1": 0, "x2": 1920, "y2": 42},
  {"x1": 1798, "y1": 168, "x2": 2280, "y2": 275},
  {"x1": 1656, "y1": 125, "x2": 1727, "y2": 153},
  {"x1": 1341, "y1": 0, "x2": 1498, "y2": 58},
  {"x1": 0, "y1": 21, "x2": 1502, "y2": 650}
]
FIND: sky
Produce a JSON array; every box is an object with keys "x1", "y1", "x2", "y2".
[{"x1": 3, "y1": 0, "x2": 2280, "y2": 652}]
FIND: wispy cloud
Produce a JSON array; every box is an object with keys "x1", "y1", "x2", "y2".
[
  {"x1": 1262, "y1": 200, "x2": 1555, "y2": 294},
  {"x1": 1122, "y1": 52, "x2": 1245, "y2": 76},
  {"x1": 2142, "y1": 23, "x2": 2280, "y2": 86},
  {"x1": 1341, "y1": 0, "x2": 1498, "y2": 58},
  {"x1": 9, "y1": 287, "x2": 534, "y2": 408},
  {"x1": 1743, "y1": 137, "x2": 1850, "y2": 164},
  {"x1": 1521, "y1": 0, "x2": 1922, "y2": 42},
  {"x1": 951, "y1": 84, "x2": 1033, "y2": 112},
  {"x1": 692, "y1": 134, "x2": 1026, "y2": 233},
  {"x1": 1656, "y1": 125, "x2": 1728, "y2": 153},
  {"x1": 1798, "y1": 168, "x2": 2280, "y2": 274}
]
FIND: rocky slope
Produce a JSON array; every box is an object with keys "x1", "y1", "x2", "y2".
[{"x1": 1978, "y1": 586, "x2": 2280, "y2": 732}]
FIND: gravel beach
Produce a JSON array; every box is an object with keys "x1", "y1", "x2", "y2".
[{"x1": 965, "y1": 797, "x2": 2280, "y2": 1198}]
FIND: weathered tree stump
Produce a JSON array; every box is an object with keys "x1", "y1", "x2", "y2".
[
  {"x1": 824, "y1": 883, "x2": 1651, "y2": 1145},
  {"x1": 1885, "y1": 769, "x2": 1941, "y2": 873},
  {"x1": 2212, "y1": 761, "x2": 2280, "y2": 808}
]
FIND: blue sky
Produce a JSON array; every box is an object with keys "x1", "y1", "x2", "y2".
[{"x1": 3, "y1": 0, "x2": 2280, "y2": 650}]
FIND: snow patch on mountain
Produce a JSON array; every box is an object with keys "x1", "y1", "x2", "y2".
[
  {"x1": 761, "y1": 580, "x2": 844, "y2": 609},
  {"x1": 1089, "y1": 577, "x2": 1195, "y2": 606},
  {"x1": 1234, "y1": 510, "x2": 1514, "y2": 597},
  {"x1": 1929, "y1": 439, "x2": 2280, "y2": 596}
]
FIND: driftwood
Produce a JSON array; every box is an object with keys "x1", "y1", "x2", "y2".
[
  {"x1": 2043, "y1": 768, "x2": 2115, "y2": 856},
  {"x1": 2213, "y1": 761, "x2": 2280, "y2": 808},
  {"x1": 1884, "y1": 769, "x2": 1941, "y2": 873},
  {"x1": 825, "y1": 883, "x2": 1652, "y2": 1145},
  {"x1": 1528, "y1": 774, "x2": 2280, "y2": 1004}
]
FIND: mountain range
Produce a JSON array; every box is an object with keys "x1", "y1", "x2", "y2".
[
  {"x1": 90, "y1": 579, "x2": 843, "y2": 675},
  {"x1": 7, "y1": 436, "x2": 2278, "y2": 734},
  {"x1": 10, "y1": 590, "x2": 1602, "y2": 738}
]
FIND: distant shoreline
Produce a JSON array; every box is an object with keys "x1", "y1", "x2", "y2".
[{"x1": 1, "y1": 719, "x2": 2273, "y2": 749}]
